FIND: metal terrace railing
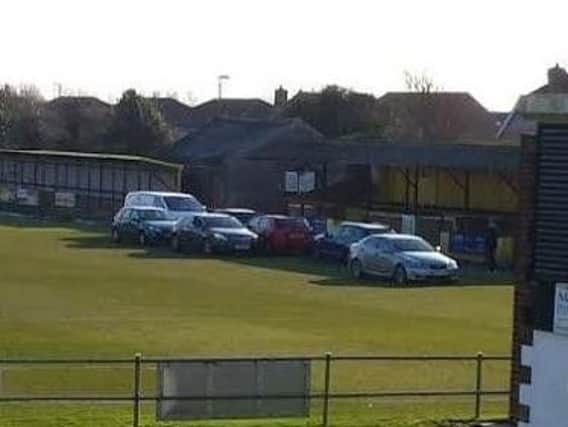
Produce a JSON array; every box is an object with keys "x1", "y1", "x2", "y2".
[{"x1": 0, "y1": 353, "x2": 512, "y2": 427}]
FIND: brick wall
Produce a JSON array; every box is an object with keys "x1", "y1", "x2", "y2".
[{"x1": 509, "y1": 135, "x2": 537, "y2": 423}]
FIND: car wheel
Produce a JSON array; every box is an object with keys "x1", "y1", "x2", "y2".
[
  {"x1": 342, "y1": 249, "x2": 350, "y2": 265},
  {"x1": 392, "y1": 265, "x2": 408, "y2": 285},
  {"x1": 138, "y1": 232, "x2": 147, "y2": 247},
  {"x1": 350, "y1": 259, "x2": 363, "y2": 280},
  {"x1": 111, "y1": 228, "x2": 121, "y2": 243}
]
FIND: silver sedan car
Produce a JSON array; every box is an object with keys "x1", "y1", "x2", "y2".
[{"x1": 349, "y1": 234, "x2": 459, "y2": 284}]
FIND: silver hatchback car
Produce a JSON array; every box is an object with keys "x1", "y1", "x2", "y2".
[{"x1": 349, "y1": 234, "x2": 459, "y2": 284}]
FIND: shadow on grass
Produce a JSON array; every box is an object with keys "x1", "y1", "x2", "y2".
[
  {"x1": 217, "y1": 256, "x2": 513, "y2": 288},
  {"x1": 0, "y1": 213, "x2": 108, "y2": 232},
  {"x1": 310, "y1": 274, "x2": 511, "y2": 289},
  {"x1": 63, "y1": 235, "x2": 190, "y2": 260},
  {"x1": 62, "y1": 234, "x2": 118, "y2": 250},
  {"x1": 221, "y1": 255, "x2": 348, "y2": 277}
]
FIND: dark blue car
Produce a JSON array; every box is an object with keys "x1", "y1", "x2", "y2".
[
  {"x1": 111, "y1": 207, "x2": 177, "y2": 246},
  {"x1": 312, "y1": 221, "x2": 393, "y2": 263}
]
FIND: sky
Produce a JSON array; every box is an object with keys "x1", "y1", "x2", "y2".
[{"x1": 1, "y1": 0, "x2": 567, "y2": 111}]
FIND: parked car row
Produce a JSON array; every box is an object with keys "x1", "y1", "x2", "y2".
[{"x1": 111, "y1": 191, "x2": 460, "y2": 284}]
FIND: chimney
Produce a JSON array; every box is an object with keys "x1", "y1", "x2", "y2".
[
  {"x1": 547, "y1": 64, "x2": 568, "y2": 93},
  {"x1": 274, "y1": 86, "x2": 288, "y2": 107}
]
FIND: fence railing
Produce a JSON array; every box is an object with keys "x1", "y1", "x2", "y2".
[{"x1": 0, "y1": 352, "x2": 512, "y2": 427}]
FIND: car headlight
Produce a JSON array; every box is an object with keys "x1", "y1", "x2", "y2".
[
  {"x1": 213, "y1": 233, "x2": 227, "y2": 241},
  {"x1": 448, "y1": 260, "x2": 459, "y2": 269}
]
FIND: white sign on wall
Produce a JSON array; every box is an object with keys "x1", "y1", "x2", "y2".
[
  {"x1": 299, "y1": 172, "x2": 315, "y2": 193},
  {"x1": 55, "y1": 192, "x2": 76, "y2": 208},
  {"x1": 285, "y1": 172, "x2": 299, "y2": 193},
  {"x1": 554, "y1": 282, "x2": 568, "y2": 336},
  {"x1": 0, "y1": 187, "x2": 15, "y2": 202},
  {"x1": 285, "y1": 171, "x2": 315, "y2": 193},
  {"x1": 16, "y1": 188, "x2": 39, "y2": 206}
]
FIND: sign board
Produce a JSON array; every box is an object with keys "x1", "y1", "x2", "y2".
[
  {"x1": 285, "y1": 172, "x2": 299, "y2": 193},
  {"x1": 285, "y1": 171, "x2": 316, "y2": 193},
  {"x1": 16, "y1": 188, "x2": 39, "y2": 206},
  {"x1": 0, "y1": 187, "x2": 15, "y2": 202},
  {"x1": 157, "y1": 359, "x2": 310, "y2": 421},
  {"x1": 554, "y1": 283, "x2": 568, "y2": 336},
  {"x1": 298, "y1": 172, "x2": 315, "y2": 193},
  {"x1": 55, "y1": 192, "x2": 76, "y2": 208},
  {"x1": 450, "y1": 233, "x2": 487, "y2": 255}
]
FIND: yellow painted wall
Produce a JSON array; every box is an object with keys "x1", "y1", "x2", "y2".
[
  {"x1": 469, "y1": 173, "x2": 517, "y2": 212},
  {"x1": 380, "y1": 167, "x2": 517, "y2": 213}
]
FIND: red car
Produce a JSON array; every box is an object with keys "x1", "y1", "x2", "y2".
[{"x1": 249, "y1": 215, "x2": 312, "y2": 254}]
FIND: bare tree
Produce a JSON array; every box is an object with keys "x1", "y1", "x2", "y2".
[{"x1": 404, "y1": 71, "x2": 441, "y2": 94}]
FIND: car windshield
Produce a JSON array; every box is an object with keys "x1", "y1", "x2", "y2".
[
  {"x1": 392, "y1": 238, "x2": 434, "y2": 252},
  {"x1": 274, "y1": 218, "x2": 309, "y2": 229},
  {"x1": 203, "y1": 216, "x2": 243, "y2": 229},
  {"x1": 138, "y1": 210, "x2": 167, "y2": 221},
  {"x1": 164, "y1": 196, "x2": 202, "y2": 212}
]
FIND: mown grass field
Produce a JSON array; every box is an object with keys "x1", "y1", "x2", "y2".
[{"x1": 0, "y1": 218, "x2": 514, "y2": 426}]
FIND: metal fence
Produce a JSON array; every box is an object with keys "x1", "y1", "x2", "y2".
[{"x1": 0, "y1": 353, "x2": 511, "y2": 427}]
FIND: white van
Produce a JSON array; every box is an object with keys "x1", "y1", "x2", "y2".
[{"x1": 124, "y1": 191, "x2": 206, "y2": 220}]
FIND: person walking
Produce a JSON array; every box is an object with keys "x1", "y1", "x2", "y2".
[{"x1": 486, "y1": 220, "x2": 499, "y2": 272}]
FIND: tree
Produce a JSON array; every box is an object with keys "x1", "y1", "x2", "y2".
[
  {"x1": 0, "y1": 84, "x2": 43, "y2": 149},
  {"x1": 106, "y1": 89, "x2": 171, "y2": 155},
  {"x1": 58, "y1": 98, "x2": 82, "y2": 149},
  {"x1": 403, "y1": 71, "x2": 441, "y2": 94},
  {"x1": 284, "y1": 85, "x2": 381, "y2": 138},
  {"x1": 41, "y1": 97, "x2": 113, "y2": 152}
]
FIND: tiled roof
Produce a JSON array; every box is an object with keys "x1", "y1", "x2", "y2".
[
  {"x1": 172, "y1": 116, "x2": 322, "y2": 163},
  {"x1": 375, "y1": 92, "x2": 499, "y2": 143},
  {"x1": 186, "y1": 98, "x2": 274, "y2": 130}
]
